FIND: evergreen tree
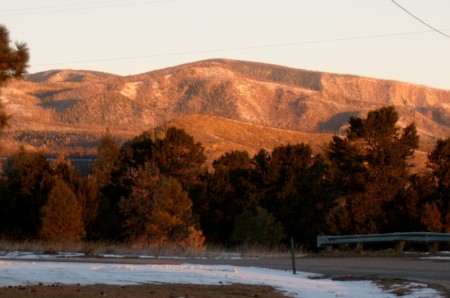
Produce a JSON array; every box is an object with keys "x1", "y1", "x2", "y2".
[
  {"x1": 0, "y1": 25, "x2": 29, "y2": 144},
  {"x1": 0, "y1": 149, "x2": 54, "y2": 238},
  {"x1": 119, "y1": 163, "x2": 204, "y2": 248},
  {"x1": 147, "y1": 176, "x2": 204, "y2": 248},
  {"x1": 77, "y1": 176, "x2": 101, "y2": 239},
  {"x1": 85, "y1": 130, "x2": 121, "y2": 238},
  {"x1": 0, "y1": 25, "x2": 29, "y2": 83},
  {"x1": 94, "y1": 131, "x2": 154, "y2": 240},
  {"x1": 119, "y1": 162, "x2": 160, "y2": 242},
  {"x1": 427, "y1": 137, "x2": 450, "y2": 231},
  {"x1": 0, "y1": 24, "x2": 28, "y2": 185},
  {"x1": 201, "y1": 150, "x2": 259, "y2": 244},
  {"x1": 40, "y1": 179, "x2": 85, "y2": 242},
  {"x1": 92, "y1": 129, "x2": 121, "y2": 186},
  {"x1": 52, "y1": 156, "x2": 81, "y2": 191},
  {"x1": 260, "y1": 144, "x2": 333, "y2": 248},
  {"x1": 384, "y1": 173, "x2": 434, "y2": 232},
  {"x1": 326, "y1": 106, "x2": 419, "y2": 234},
  {"x1": 152, "y1": 127, "x2": 206, "y2": 191},
  {"x1": 95, "y1": 127, "x2": 206, "y2": 241}
]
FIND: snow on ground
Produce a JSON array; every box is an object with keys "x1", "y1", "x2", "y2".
[
  {"x1": 0, "y1": 259, "x2": 442, "y2": 298},
  {"x1": 421, "y1": 256, "x2": 450, "y2": 260},
  {"x1": 419, "y1": 251, "x2": 450, "y2": 260}
]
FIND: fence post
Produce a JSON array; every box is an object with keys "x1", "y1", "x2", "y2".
[{"x1": 290, "y1": 237, "x2": 296, "y2": 274}]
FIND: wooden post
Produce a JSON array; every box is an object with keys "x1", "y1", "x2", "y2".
[
  {"x1": 395, "y1": 241, "x2": 405, "y2": 252},
  {"x1": 290, "y1": 237, "x2": 296, "y2": 274},
  {"x1": 356, "y1": 243, "x2": 364, "y2": 253},
  {"x1": 428, "y1": 243, "x2": 439, "y2": 255}
]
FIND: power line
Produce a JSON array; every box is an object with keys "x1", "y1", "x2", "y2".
[
  {"x1": 1, "y1": 0, "x2": 131, "y2": 13},
  {"x1": 0, "y1": 0, "x2": 180, "y2": 16},
  {"x1": 32, "y1": 28, "x2": 449, "y2": 68},
  {"x1": 391, "y1": 0, "x2": 450, "y2": 39}
]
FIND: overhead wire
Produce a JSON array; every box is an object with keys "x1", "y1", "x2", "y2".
[
  {"x1": 32, "y1": 28, "x2": 450, "y2": 68},
  {"x1": 0, "y1": 0, "x2": 180, "y2": 16},
  {"x1": 391, "y1": 0, "x2": 450, "y2": 39},
  {"x1": 6, "y1": 1, "x2": 448, "y2": 68},
  {"x1": 1, "y1": 0, "x2": 131, "y2": 13}
]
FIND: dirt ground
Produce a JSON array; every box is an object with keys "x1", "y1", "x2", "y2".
[{"x1": 0, "y1": 283, "x2": 291, "y2": 297}]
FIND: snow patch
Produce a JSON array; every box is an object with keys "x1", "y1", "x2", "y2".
[
  {"x1": 0, "y1": 260, "x2": 442, "y2": 298},
  {"x1": 119, "y1": 81, "x2": 142, "y2": 99}
]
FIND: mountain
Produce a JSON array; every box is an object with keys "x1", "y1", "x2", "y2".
[{"x1": 1, "y1": 59, "x2": 449, "y2": 164}]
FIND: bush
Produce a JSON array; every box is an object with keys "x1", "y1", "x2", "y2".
[{"x1": 232, "y1": 206, "x2": 285, "y2": 248}]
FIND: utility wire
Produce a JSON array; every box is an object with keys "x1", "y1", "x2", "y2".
[
  {"x1": 32, "y1": 28, "x2": 449, "y2": 68},
  {"x1": 0, "y1": 0, "x2": 180, "y2": 16},
  {"x1": 391, "y1": 0, "x2": 450, "y2": 39},
  {"x1": 1, "y1": 0, "x2": 131, "y2": 13}
]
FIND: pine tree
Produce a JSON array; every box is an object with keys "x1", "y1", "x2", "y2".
[
  {"x1": 92, "y1": 129, "x2": 121, "y2": 186},
  {"x1": 326, "y1": 106, "x2": 419, "y2": 234},
  {"x1": 0, "y1": 149, "x2": 54, "y2": 238},
  {"x1": 92, "y1": 132, "x2": 149, "y2": 240},
  {"x1": 0, "y1": 25, "x2": 29, "y2": 83},
  {"x1": 119, "y1": 163, "x2": 160, "y2": 242},
  {"x1": 260, "y1": 144, "x2": 333, "y2": 247},
  {"x1": 85, "y1": 130, "x2": 121, "y2": 238},
  {"x1": 0, "y1": 25, "x2": 29, "y2": 145},
  {"x1": 152, "y1": 127, "x2": 206, "y2": 191},
  {"x1": 427, "y1": 137, "x2": 450, "y2": 231},
  {"x1": 119, "y1": 163, "x2": 204, "y2": 248},
  {"x1": 40, "y1": 179, "x2": 85, "y2": 242},
  {"x1": 147, "y1": 176, "x2": 204, "y2": 248},
  {"x1": 96, "y1": 127, "x2": 205, "y2": 241},
  {"x1": 201, "y1": 150, "x2": 258, "y2": 244}
]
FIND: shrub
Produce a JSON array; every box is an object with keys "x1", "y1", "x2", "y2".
[{"x1": 232, "y1": 206, "x2": 285, "y2": 248}]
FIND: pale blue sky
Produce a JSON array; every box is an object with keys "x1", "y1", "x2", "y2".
[{"x1": 2, "y1": 0, "x2": 449, "y2": 89}]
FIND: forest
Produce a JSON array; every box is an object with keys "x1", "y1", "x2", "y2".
[
  {"x1": 0, "y1": 106, "x2": 449, "y2": 250},
  {"x1": 0, "y1": 24, "x2": 449, "y2": 250}
]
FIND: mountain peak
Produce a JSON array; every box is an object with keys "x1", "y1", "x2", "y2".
[{"x1": 2, "y1": 59, "x2": 449, "y2": 159}]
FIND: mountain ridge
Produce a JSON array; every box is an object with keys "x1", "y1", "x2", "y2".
[{"x1": 1, "y1": 59, "x2": 449, "y2": 163}]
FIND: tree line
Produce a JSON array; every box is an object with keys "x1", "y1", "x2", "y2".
[
  {"x1": 0, "y1": 24, "x2": 449, "y2": 249},
  {"x1": 0, "y1": 107, "x2": 449, "y2": 249}
]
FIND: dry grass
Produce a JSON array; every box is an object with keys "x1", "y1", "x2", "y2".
[
  {"x1": 164, "y1": 114, "x2": 333, "y2": 166},
  {"x1": 0, "y1": 239, "x2": 206, "y2": 258},
  {"x1": 164, "y1": 114, "x2": 432, "y2": 171},
  {"x1": 0, "y1": 239, "x2": 297, "y2": 260}
]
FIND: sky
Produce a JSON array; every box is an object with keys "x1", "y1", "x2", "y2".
[
  {"x1": 1, "y1": 0, "x2": 449, "y2": 90},
  {"x1": 0, "y1": 258, "x2": 442, "y2": 297}
]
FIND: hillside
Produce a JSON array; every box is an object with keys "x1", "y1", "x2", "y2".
[
  {"x1": 0, "y1": 59, "x2": 449, "y2": 161},
  {"x1": 160, "y1": 114, "x2": 333, "y2": 164}
]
